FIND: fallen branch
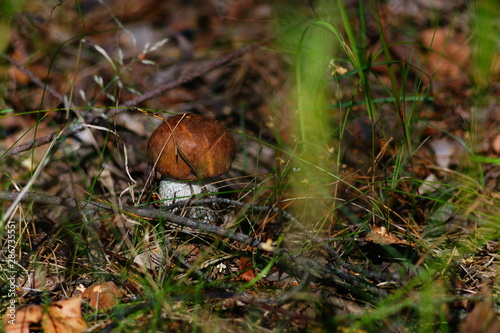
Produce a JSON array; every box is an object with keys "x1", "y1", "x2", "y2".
[
  {"x1": 1, "y1": 124, "x2": 86, "y2": 159},
  {"x1": 0, "y1": 190, "x2": 387, "y2": 299},
  {"x1": 122, "y1": 41, "x2": 268, "y2": 108},
  {"x1": 168, "y1": 197, "x2": 403, "y2": 283}
]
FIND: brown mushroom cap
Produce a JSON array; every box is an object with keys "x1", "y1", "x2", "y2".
[{"x1": 147, "y1": 113, "x2": 236, "y2": 180}]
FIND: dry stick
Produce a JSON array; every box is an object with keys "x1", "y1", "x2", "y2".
[
  {"x1": 2, "y1": 132, "x2": 57, "y2": 159},
  {"x1": 0, "y1": 190, "x2": 387, "y2": 299},
  {"x1": 121, "y1": 41, "x2": 267, "y2": 108},
  {"x1": 2, "y1": 42, "x2": 266, "y2": 158},
  {"x1": 2, "y1": 125, "x2": 85, "y2": 159}
]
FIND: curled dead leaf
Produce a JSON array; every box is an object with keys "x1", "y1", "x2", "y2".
[
  {"x1": 365, "y1": 226, "x2": 415, "y2": 247},
  {"x1": 82, "y1": 281, "x2": 123, "y2": 310},
  {"x1": 42, "y1": 298, "x2": 87, "y2": 333},
  {"x1": 239, "y1": 257, "x2": 256, "y2": 282},
  {"x1": 259, "y1": 238, "x2": 275, "y2": 252}
]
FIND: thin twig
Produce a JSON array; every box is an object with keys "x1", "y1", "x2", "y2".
[
  {"x1": 1, "y1": 125, "x2": 84, "y2": 159},
  {"x1": 2, "y1": 132, "x2": 55, "y2": 159}
]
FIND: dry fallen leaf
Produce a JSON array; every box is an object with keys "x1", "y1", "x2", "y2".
[
  {"x1": 4, "y1": 298, "x2": 87, "y2": 333},
  {"x1": 4, "y1": 304, "x2": 43, "y2": 333},
  {"x1": 419, "y1": 27, "x2": 470, "y2": 89},
  {"x1": 42, "y1": 298, "x2": 87, "y2": 333},
  {"x1": 239, "y1": 257, "x2": 256, "y2": 282},
  {"x1": 82, "y1": 281, "x2": 123, "y2": 310}
]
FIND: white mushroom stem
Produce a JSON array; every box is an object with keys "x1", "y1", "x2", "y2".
[
  {"x1": 157, "y1": 179, "x2": 218, "y2": 222},
  {"x1": 158, "y1": 180, "x2": 217, "y2": 205}
]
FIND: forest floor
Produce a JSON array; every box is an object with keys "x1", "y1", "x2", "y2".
[{"x1": 1, "y1": 1, "x2": 499, "y2": 332}]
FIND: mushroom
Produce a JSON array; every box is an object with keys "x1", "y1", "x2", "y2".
[{"x1": 147, "y1": 113, "x2": 235, "y2": 220}]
